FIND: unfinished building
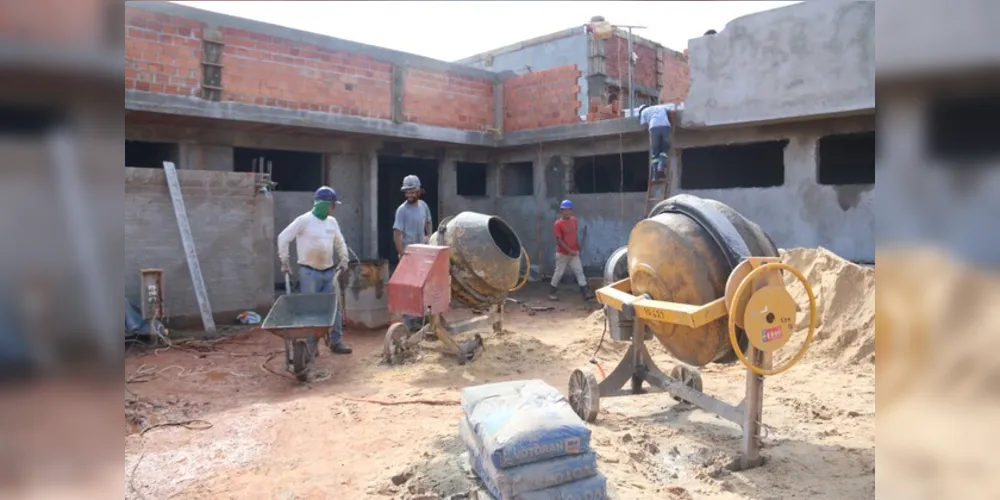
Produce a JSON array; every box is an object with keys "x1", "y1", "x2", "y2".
[{"x1": 124, "y1": 0, "x2": 875, "y2": 323}]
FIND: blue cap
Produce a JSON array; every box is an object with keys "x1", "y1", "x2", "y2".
[
  {"x1": 560, "y1": 199, "x2": 573, "y2": 210},
  {"x1": 314, "y1": 186, "x2": 342, "y2": 204}
]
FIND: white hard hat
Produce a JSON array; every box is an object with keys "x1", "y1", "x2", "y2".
[{"x1": 401, "y1": 175, "x2": 422, "y2": 192}]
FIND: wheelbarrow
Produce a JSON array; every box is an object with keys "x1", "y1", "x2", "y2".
[{"x1": 260, "y1": 271, "x2": 342, "y2": 382}]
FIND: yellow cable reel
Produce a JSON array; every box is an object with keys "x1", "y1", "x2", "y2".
[{"x1": 728, "y1": 262, "x2": 818, "y2": 376}]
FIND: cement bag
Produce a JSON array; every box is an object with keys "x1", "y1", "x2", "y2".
[
  {"x1": 517, "y1": 473, "x2": 608, "y2": 500},
  {"x1": 461, "y1": 380, "x2": 592, "y2": 468},
  {"x1": 460, "y1": 417, "x2": 598, "y2": 499}
]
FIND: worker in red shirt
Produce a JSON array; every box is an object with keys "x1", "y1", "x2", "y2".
[{"x1": 549, "y1": 200, "x2": 594, "y2": 301}]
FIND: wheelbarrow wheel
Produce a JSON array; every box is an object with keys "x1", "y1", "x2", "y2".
[{"x1": 292, "y1": 340, "x2": 310, "y2": 382}]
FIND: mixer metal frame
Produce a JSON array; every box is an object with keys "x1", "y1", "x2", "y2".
[
  {"x1": 383, "y1": 302, "x2": 503, "y2": 365},
  {"x1": 570, "y1": 256, "x2": 780, "y2": 471}
]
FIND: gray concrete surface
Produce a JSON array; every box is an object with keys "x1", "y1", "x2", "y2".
[
  {"x1": 673, "y1": 114, "x2": 875, "y2": 262},
  {"x1": 877, "y1": 0, "x2": 1000, "y2": 79},
  {"x1": 125, "y1": 167, "x2": 274, "y2": 324},
  {"x1": 682, "y1": 0, "x2": 874, "y2": 128},
  {"x1": 878, "y1": 82, "x2": 1000, "y2": 266}
]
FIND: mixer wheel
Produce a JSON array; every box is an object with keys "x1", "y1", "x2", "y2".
[
  {"x1": 669, "y1": 365, "x2": 703, "y2": 403},
  {"x1": 569, "y1": 367, "x2": 601, "y2": 423},
  {"x1": 383, "y1": 322, "x2": 412, "y2": 365}
]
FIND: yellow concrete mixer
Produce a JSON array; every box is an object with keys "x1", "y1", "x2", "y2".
[{"x1": 568, "y1": 194, "x2": 817, "y2": 471}]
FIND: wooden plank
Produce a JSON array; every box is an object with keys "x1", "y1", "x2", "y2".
[{"x1": 162, "y1": 161, "x2": 217, "y2": 334}]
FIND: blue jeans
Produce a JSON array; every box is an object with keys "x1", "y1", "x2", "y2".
[
  {"x1": 298, "y1": 265, "x2": 344, "y2": 346},
  {"x1": 649, "y1": 125, "x2": 671, "y2": 177}
]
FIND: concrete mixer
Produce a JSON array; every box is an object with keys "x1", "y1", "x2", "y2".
[
  {"x1": 568, "y1": 194, "x2": 817, "y2": 471},
  {"x1": 383, "y1": 211, "x2": 528, "y2": 365}
]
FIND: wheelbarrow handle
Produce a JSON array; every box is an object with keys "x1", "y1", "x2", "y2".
[{"x1": 284, "y1": 272, "x2": 292, "y2": 296}]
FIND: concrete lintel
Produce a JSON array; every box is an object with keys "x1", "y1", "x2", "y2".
[
  {"x1": 125, "y1": 90, "x2": 493, "y2": 146},
  {"x1": 129, "y1": 1, "x2": 500, "y2": 82},
  {"x1": 604, "y1": 77, "x2": 659, "y2": 99},
  {"x1": 499, "y1": 118, "x2": 645, "y2": 147}
]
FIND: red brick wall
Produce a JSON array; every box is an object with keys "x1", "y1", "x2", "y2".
[
  {"x1": 125, "y1": 6, "x2": 495, "y2": 129},
  {"x1": 403, "y1": 69, "x2": 494, "y2": 130},
  {"x1": 125, "y1": 8, "x2": 203, "y2": 95},
  {"x1": 218, "y1": 27, "x2": 393, "y2": 119},
  {"x1": 604, "y1": 36, "x2": 659, "y2": 90},
  {"x1": 502, "y1": 65, "x2": 582, "y2": 132},
  {"x1": 659, "y1": 51, "x2": 690, "y2": 105}
]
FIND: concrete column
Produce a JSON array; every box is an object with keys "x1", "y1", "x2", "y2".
[
  {"x1": 361, "y1": 150, "x2": 379, "y2": 259},
  {"x1": 391, "y1": 65, "x2": 405, "y2": 124},
  {"x1": 492, "y1": 81, "x2": 504, "y2": 132}
]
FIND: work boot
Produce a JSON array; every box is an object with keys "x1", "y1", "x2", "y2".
[
  {"x1": 330, "y1": 342, "x2": 353, "y2": 355},
  {"x1": 548, "y1": 285, "x2": 559, "y2": 301}
]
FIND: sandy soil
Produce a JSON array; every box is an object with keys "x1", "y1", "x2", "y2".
[{"x1": 125, "y1": 248, "x2": 874, "y2": 500}]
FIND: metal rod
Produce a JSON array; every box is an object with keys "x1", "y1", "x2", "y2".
[{"x1": 627, "y1": 27, "x2": 635, "y2": 113}]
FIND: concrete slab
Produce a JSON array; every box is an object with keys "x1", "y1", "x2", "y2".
[
  {"x1": 499, "y1": 118, "x2": 646, "y2": 147},
  {"x1": 126, "y1": 90, "x2": 496, "y2": 146}
]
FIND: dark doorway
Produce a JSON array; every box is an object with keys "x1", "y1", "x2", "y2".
[
  {"x1": 572, "y1": 152, "x2": 649, "y2": 193},
  {"x1": 680, "y1": 140, "x2": 787, "y2": 190},
  {"x1": 125, "y1": 140, "x2": 179, "y2": 169},
  {"x1": 233, "y1": 147, "x2": 323, "y2": 192},
  {"x1": 377, "y1": 156, "x2": 440, "y2": 267}
]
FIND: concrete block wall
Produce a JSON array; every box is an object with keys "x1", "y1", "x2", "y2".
[
  {"x1": 672, "y1": 114, "x2": 875, "y2": 262},
  {"x1": 125, "y1": 167, "x2": 274, "y2": 324},
  {"x1": 502, "y1": 65, "x2": 583, "y2": 132},
  {"x1": 682, "y1": 0, "x2": 875, "y2": 128}
]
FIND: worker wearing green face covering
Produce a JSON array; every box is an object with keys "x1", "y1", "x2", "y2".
[{"x1": 277, "y1": 186, "x2": 352, "y2": 358}]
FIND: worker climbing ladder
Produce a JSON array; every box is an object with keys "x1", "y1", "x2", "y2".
[{"x1": 642, "y1": 123, "x2": 677, "y2": 218}]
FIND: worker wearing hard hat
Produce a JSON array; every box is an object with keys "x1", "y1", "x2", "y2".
[
  {"x1": 277, "y1": 186, "x2": 352, "y2": 357},
  {"x1": 638, "y1": 101, "x2": 680, "y2": 182},
  {"x1": 393, "y1": 174, "x2": 434, "y2": 331},
  {"x1": 549, "y1": 199, "x2": 594, "y2": 301}
]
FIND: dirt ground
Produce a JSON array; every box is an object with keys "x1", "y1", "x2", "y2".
[{"x1": 125, "y1": 248, "x2": 875, "y2": 500}]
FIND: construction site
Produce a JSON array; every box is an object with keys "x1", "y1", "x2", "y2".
[{"x1": 125, "y1": 1, "x2": 876, "y2": 499}]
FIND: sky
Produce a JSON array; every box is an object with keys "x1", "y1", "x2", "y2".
[{"x1": 170, "y1": 1, "x2": 799, "y2": 61}]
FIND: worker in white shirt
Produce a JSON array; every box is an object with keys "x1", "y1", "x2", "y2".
[
  {"x1": 277, "y1": 186, "x2": 352, "y2": 356},
  {"x1": 638, "y1": 102, "x2": 679, "y2": 181}
]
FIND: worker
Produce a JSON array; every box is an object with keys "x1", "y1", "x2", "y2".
[
  {"x1": 393, "y1": 174, "x2": 434, "y2": 331},
  {"x1": 549, "y1": 199, "x2": 594, "y2": 302},
  {"x1": 638, "y1": 101, "x2": 679, "y2": 182},
  {"x1": 277, "y1": 186, "x2": 352, "y2": 357}
]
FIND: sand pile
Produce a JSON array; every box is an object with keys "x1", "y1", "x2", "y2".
[{"x1": 780, "y1": 247, "x2": 875, "y2": 367}]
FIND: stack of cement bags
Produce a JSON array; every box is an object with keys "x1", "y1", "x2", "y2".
[{"x1": 460, "y1": 379, "x2": 608, "y2": 499}]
